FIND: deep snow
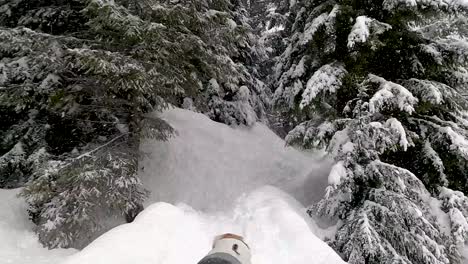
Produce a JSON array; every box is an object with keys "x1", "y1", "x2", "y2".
[
  {"x1": 139, "y1": 108, "x2": 333, "y2": 211},
  {"x1": 0, "y1": 189, "x2": 76, "y2": 264},
  {"x1": 0, "y1": 108, "x2": 345, "y2": 264},
  {"x1": 63, "y1": 186, "x2": 346, "y2": 264},
  {"x1": 463, "y1": 246, "x2": 468, "y2": 264}
]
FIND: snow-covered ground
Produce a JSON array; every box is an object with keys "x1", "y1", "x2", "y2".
[
  {"x1": 463, "y1": 245, "x2": 468, "y2": 264},
  {"x1": 139, "y1": 108, "x2": 332, "y2": 211},
  {"x1": 0, "y1": 189, "x2": 76, "y2": 264},
  {"x1": 1, "y1": 108, "x2": 345, "y2": 264},
  {"x1": 63, "y1": 186, "x2": 345, "y2": 264}
]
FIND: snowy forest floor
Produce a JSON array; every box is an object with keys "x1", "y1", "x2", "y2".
[
  {"x1": 0, "y1": 189, "x2": 76, "y2": 264},
  {"x1": 1, "y1": 108, "x2": 465, "y2": 264}
]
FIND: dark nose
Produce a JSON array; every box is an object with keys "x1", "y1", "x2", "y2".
[{"x1": 232, "y1": 244, "x2": 240, "y2": 255}]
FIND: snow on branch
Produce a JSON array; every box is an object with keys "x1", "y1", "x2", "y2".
[
  {"x1": 419, "y1": 44, "x2": 444, "y2": 65},
  {"x1": 367, "y1": 160, "x2": 425, "y2": 195},
  {"x1": 422, "y1": 141, "x2": 447, "y2": 185},
  {"x1": 74, "y1": 133, "x2": 127, "y2": 160},
  {"x1": 440, "y1": 126, "x2": 468, "y2": 158},
  {"x1": 403, "y1": 79, "x2": 448, "y2": 105},
  {"x1": 347, "y1": 16, "x2": 391, "y2": 49},
  {"x1": 448, "y1": 208, "x2": 468, "y2": 244},
  {"x1": 439, "y1": 187, "x2": 468, "y2": 246},
  {"x1": 383, "y1": 0, "x2": 468, "y2": 12},
  {"x1": 440, "y1": 187, "x2": 468, "y2": 211},
  {"x1": 299, "y1": 5, "x2": 340, "y2": 45},
  {"x1": 436, "y1": 36, "x2": 468, "y2": 65},
  {"x1": 367, "y1": 74, "x2": 418, "y2": 114},
  {"x1": 300, "y1": 62, "x2": 348, "y2": 109},
  {"x1": 348, "y1": 16, "x2": 371, "y2": 48},
  {"x1": 285, "y1": 118, "x2": 350, "y2": 149},
  {"x1": 383, "y1": 0, "x2": 417, "y2": 11},
  {"x1": 385, "y1": 118, "x2": 409, "y2": 151},
  {"x1": 300, "y1": 13, "x2": 328, "y2": 45},
  {"x1": 328, "y1": 161, "x2": 348, "y2": 187}
]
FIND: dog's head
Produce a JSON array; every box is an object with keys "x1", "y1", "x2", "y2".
[{"x1": 212, "y1": 233, "x2": 250, "y2": 249}]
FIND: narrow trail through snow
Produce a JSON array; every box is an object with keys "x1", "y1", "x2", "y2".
[{"x1": 63, "y1": 186, "x2": 346, "y2": 264}]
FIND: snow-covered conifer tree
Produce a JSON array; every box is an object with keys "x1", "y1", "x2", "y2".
[
  {"x1": 274, "y1": 0, "x2": 468, "y2": 262},
  {"x1": 0, "y1": 0, "x2": 268, "y2": 248}
]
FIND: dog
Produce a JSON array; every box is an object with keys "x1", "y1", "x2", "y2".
[{"x1": 198, "y1": 233, "x2": 252, "y2": 264}]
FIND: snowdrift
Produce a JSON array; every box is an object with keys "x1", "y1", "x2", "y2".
[
  {"x1": 0, "y1": 189, "x2": 76, "y2": 264},
  {"x1": 139, "y1": 108, "x2": 332, "y2": 211},
  {"x1": 62, "y1": 186, "x2": 346, "y2": 264}
]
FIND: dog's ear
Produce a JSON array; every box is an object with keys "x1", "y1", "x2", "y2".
[
  {"x1": 212, "y1": 234, "x2": 221, "y2": 248},
  {"x1": 219, "y1": 233, "x2": 244, "y2": 241}
]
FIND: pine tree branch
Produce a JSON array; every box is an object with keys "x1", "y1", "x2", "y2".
[
  {"x1": 74, "y1": 133, "x2": 128, "y2": 160},
  {"x1": 0, "y1": 26, "x2": 105, "y2": 45},
  {"x1": 50, "y1": 133, "x2": 129, "y2": 172},
  {"x1": 73, "y1": 118, "x2": 125, "y2": 124}
]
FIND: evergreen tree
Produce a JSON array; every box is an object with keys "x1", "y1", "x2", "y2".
[
  {"x1": 439, "y1": 187, "x2": 468, "y2": 263},
  {"x1": 242, "y1": 0, "x2": 291, "y2": 135},
  {"x1": 273, "y1": 0, "x2": 468, "y2": 262},
  {"x1": 246, "y1": 0, "x2": 291, "y2": 83},
  {"x1": 0, "y1": 0, "x2": 268, "y2": 248}
]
